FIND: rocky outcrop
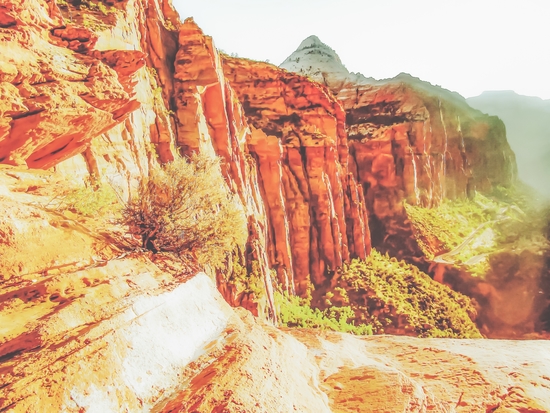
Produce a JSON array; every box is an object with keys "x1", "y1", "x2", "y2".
[
  {"x1": 172, "y1": 19, "x2": 275, "y2": 317},
  {"x1": 2, "y1": 241, "x2": 549, "y2": 413},
  {"x1": 0, "y1": 0, "x2": 273, "y2": 316},
  {"x1": 0, "y1": 168, "x2": 545, "y2": 408},
  {"x1": 281, "y1": 37, "x2": 517, "y2": 264},
  {"x1": 1, "y1": 1, "x2": 370, "y2": 305},
  {"x1": 222, "y1": 56, "x2": 371, "y2": 295},
  {"x1": 0, "y1": 0, "x2": 147, "y2": 171}
]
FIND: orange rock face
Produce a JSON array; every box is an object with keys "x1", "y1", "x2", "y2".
[
  {"x1": 172, "y1": 20, "x2": 276, "y2": 316},
  {"x1": 223, "y1": 57, "x2": 371, "y2": 294},
  {"x1": 337, "y1": 75, "x2": 517, "y2": 264},
  {"x1": 281, "y1": 37, "x2": 517, "y2": 265},
  {"x1": 0, "y1": 0, "x2": 144, "y2": 170},
  {"x1": 0, "y1": 0, "x2": 515, "y2": 314}
]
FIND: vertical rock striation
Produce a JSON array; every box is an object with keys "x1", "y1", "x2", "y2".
[
  {"x1": 0, "y1": 2, "x2": 514, "y2": 308},
  {"x1": 223, "y1": 57, "x2": 371, "y2": 295},
  {"x1": 281, "y1": 37, "x2": 517, "y2": 264},
  {"x1": 172, "y1": 19, "x2": 275, "y2": 316}
]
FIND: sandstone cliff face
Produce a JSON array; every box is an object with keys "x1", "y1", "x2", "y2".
[
  {"x1": 0, "y1": 0, "x2": 146, "y2": 171},
  {"x1": 170, "y1": 19, "x2": 276, "y2": 316},
  {"x1": 222, "y1": 57, "x2": 371, "y2": 295},
  {"x1": 344, "y1": 75, "x2": 516, "y2": 263},
  {"x1": 0, "y1": 0, "x2": 184, "y2": 197},
  {"x1": 281, "y1": 38, "x2": 517, "y2": 264},
  {"x1": 0, "y1": 0, "x2": 374, "y2": 306}
]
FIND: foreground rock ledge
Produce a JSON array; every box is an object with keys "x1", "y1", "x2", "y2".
[{"x1": 1, "y1": 272, "x2": 549, "y2": 413}]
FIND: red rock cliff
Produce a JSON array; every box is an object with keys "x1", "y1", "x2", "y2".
[
  {"x1": 223, "y1": 57, "x2": 371, "y2": 295},
  {"x1": 0, "y1": 0, "x2": 277, "y2": 315},
  {"x1": 171, "y1": 19, "x2": 276, "y2": 315},
  {"x1": 343, "y1": 75, "x2": 516, "y2": 264},
  {"x1": 281, "y1": 38, "x2": 517, "y2": 264},
  {"x1": 0, "y1": 0, "x2": 145, "y2": 170}
]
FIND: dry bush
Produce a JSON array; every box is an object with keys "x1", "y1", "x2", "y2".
[{"x1": 122, "y1": 153, "x2": 247, "y2": 268}]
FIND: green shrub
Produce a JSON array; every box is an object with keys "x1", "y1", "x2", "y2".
[
  {"x1": 229, "y1": 255, "x2": 265, "y2": 299},
  {"x1": 275, "y1": 290, "x2": 372, "y2": 335},
  {"x1": 404, "y1": 194, "x2": 493, "y2": 258},
  {"x1": 337, "y1": 250, "x2": 481, "y2": 338},
  {"x1": 122, "y1": 153, "x2": 247, "y2": 268}
]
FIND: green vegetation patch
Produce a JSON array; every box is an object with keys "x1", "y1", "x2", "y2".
[
  {"x1": 337, "y1": 250, "x2": 482, "y2": 338},
  {"x1": 229, "y1": 256, "x2": 265, "y2": 300},
  {"x1": 275, "y1": 290, "x2": 372, "y2": 335},
  {"x1": 404, "y1": 193, "x2": 499, "y2": 258},
  {"x1": 62, "y1": 181, "x2": 119, "y2": 217},
  {"x1": 406, "y1": 187, "x2": 549, "y2": 277}
]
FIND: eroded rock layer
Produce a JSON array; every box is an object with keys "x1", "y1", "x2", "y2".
[
  {"x1": 0, "y1": 0, "x2": 145, "y2": 170},
  {"x1": 0, "y1": 0, "x2": 275, "y2": 314},
  {"x1": 223, "y1": 57, "x2": 371, "y2": 294},
  {"x1": 171, "y1": 19, "x2": 276, "y2": 316}
]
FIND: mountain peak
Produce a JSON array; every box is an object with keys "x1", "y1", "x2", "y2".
[
  {"x1": 280, "y1": 35, "x2": 351, "y2": 90},
  {"x1": 297, "y1": 35, "x2": 325, "y2": 50}
]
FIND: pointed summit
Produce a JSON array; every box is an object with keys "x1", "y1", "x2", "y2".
[
  {"x1": 297, "y1": 35, "x2": 324, "y2": 49},
  {"x1": 280, "y1": 35, "x2": 370, "y2": 92},
  {"x1": 280, "y1": 35, "x2": 345, "y2": 73}
]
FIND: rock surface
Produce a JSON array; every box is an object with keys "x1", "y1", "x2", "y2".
[
  {"x1": 0, "y1": 0, "x2": 146, "y2": 170},
  {"x1": 172, "y1": 19, "x2": 276, "y2": 316},
  {"x1": 0, "y1": 0, "x2": 275, "y2": 315},
  {"x1": 2, "y1": 239, "x2": 549, "y2": 413},
  {"x1": 281, "y1": 37, "x2": 517, "y2": 265},
  {"x1": 223, "y1": 56, "x2": 371, "y2": 294},
  {"x1": 0, "y1": 169, "x2": 546, "y2": 409},
  {"x1": 0, "y1": 2, "x2": 548, "y2": 411}
]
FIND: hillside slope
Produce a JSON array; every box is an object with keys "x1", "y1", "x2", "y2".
[{"x1": 0, "y1": 170, "x2": 547, "y2": 411}]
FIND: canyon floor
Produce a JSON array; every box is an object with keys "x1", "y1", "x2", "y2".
[{"x1": 1, "y1": 167, "x2": 549, "y2": 413}]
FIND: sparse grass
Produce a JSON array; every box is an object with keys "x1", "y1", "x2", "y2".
[
  {"x1": 122, "y1": 153, "x2": 247, "y2": 269},
  {"x1": 61, "y1": 181, "x2": 119, "y2": 217}
]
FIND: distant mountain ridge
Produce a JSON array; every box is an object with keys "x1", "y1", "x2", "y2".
[{"x1": 467, "y1": 91, "x2": 550, "y2": 198}]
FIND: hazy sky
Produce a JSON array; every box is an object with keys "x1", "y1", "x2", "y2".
[{"x1": 171, "y1": 0, "x2": 550, "y2": 100}]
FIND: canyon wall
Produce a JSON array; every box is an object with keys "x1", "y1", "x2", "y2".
[
  {"x1": 281, "y1": 38, "x2": 517, "y2": 265},
  {"x1": 222, "y1": 57, "x2": 371, "y2": 294},
  {"x1": 343, "y1": 75, "x2": 516, "y2": 263},
  {"x1": 0, "y1": 0, "x2": 277, "y2": 313},
  {"x1": 0, "y1": 0, "x2": 373, "y2": 300},
  {"x1": 2, "y1": 3, "x2": 548, "y2": 411},
  {"x1": 0, "y1": 0, "x2": 515, "y2": 299}
]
